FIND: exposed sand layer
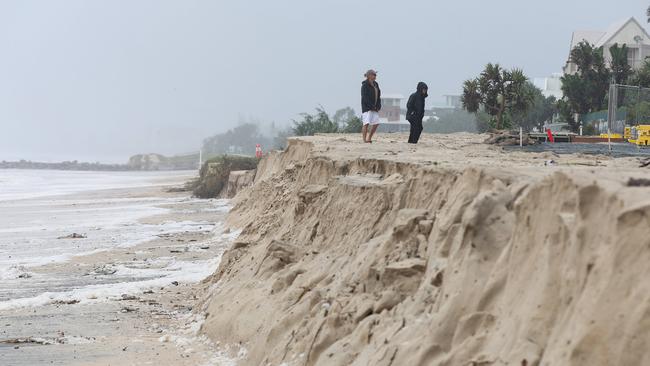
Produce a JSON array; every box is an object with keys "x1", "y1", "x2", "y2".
[{"x1": 198, "y1": 133, "x2": 650, "y2": 366}]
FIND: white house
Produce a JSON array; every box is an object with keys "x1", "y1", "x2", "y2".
[{"x1": 564, "y1": 17, "x2": 650, "y2": 74}]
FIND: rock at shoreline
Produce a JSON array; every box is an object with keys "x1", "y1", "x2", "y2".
[{"x1": 57, "y1": 233, "x2": 87, "y2": 239}]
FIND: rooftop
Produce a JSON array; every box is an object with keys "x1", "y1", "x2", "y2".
[
  {"x1": 381, "y1": 93, "x2": 405, "y2": 100},
  {"x1": 570, "y1": 17, "x2": 650, "y2": 51}
]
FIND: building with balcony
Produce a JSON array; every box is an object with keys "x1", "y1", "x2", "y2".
[
  {"x1": 564, "y1": 17, "x2": 650, "y2": 75},
  {"x1": 374, "y1": 92, "x2": 442, "y2": 133},
  {"x1": 379, "y1": 94, "x2": 404, "y2": 122}
]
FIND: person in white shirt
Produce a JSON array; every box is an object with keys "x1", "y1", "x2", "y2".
[{"x1": 360, "y1": 69, "x2": 381, "y2": 143}]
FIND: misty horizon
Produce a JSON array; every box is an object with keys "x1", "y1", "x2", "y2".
[{"x1": 1, "y1": 0, "x2": 648, "y2": 163}]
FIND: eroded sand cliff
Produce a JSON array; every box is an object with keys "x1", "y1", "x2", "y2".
[{"x1": 198, "y1": 133, "x2": 650, "y2": 366}]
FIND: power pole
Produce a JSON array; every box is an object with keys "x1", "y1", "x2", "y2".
[{"x1": 607, "y1": 79, "x2": 617, "y2": 153}]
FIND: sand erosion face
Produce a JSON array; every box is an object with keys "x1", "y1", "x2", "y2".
[{"x1": 197, "y1": 133, "x2": 650, "y2": 366}]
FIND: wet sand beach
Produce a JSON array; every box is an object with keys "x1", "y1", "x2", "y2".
[{"x1": 0, "y1": 171, "x2": 239, "y2": 366}]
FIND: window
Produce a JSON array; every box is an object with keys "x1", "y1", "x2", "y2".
[
  {"x1": 628, "y1": 48, "x2": 638, "y2": 66},
  {"x1": 382, "y1": 98, "x2": 400, "y2": 107}
]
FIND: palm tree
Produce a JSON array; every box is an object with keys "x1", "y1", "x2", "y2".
[
  {"x1": 461, "y1": 63, "x2": 534, "y2": 130},
  {"x1": 610, "y1": 43, "x2": 631, "y2": 84},
  {"x1": 461, "y1": 79, "x2": 481, "y2": 113},
  {"x1": 508, "y1": 69, "x2": 534, "y2": 114}
]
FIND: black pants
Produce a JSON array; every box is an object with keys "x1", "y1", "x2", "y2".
[{"x1": 408, "y1": 119, "x2": 423, "y2": 144}]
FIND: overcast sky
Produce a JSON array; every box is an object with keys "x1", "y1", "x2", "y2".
[{"x1": 1, "y1": 0, "x2": 648, "y2": 162}]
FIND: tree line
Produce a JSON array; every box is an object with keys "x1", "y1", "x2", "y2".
[
  {"x1": 560, "y1": 41, "x2": 650, "y2": 131},
  {"x1": 212, "y1": 43, "x2": 648, "y2": 157},
  {"x1": 202, "y1": 86, "x2": 556, "y2": 158},
  {"x1": 200, "y1": 107, "x2": 364, "y2": 156},
  {"x1": 460, "y1": 39, "x2": 650, "y2": 134},
  {"x1": 460, "y1": 63, "x2": 558, "y2": 132}
]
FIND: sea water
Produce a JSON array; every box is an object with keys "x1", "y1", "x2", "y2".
[{"x1": 0, "y1": 169, "x2": 234, "y2": 310}]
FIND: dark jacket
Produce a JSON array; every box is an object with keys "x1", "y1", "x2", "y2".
[
  {"x1": 361, "y1": 80, "x2": 381, "y2": 113},
  {"x1": 406, "y1": 82, "x2": 428, "y2": 122}
]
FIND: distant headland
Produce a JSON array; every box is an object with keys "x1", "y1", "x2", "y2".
[{"x1": 1, "y1": 152, "x2": 201, "y2": 171}]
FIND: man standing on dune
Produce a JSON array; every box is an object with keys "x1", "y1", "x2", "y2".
[
  {"x1": 361, "y1": 69, "x2": 381, "y2": 143},
  {"x1": 406, "y1": 81, "x2": 428, "y2": 144}
]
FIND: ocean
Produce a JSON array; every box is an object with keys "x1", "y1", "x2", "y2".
[{"x1": 0, "y1": 169, "x2": 230, "y2": 309}]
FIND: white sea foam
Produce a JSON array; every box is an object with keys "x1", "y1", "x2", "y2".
[
  {"x1": 0, "y1": 169, "x2": 193, "y2": 202},
  {"x1": 0, "y1": 169, "x2": 239, "y2": 309},
  {"x1": 0, "y1": 218, "x2": 215, "y2": 269},
  {"x1": 0, "y1": 169, "x2": 245, "y2": 366},
  {"x1": 202, "y1": 199, "x2": 234, "y2": 213},
  {"x1": 167, "y1": 313, "x2": 242, "y2": 366},
  {"x1": 0, "y1": 257, "x2": 221, "y2": 311},
  {"x1": 0, "y1": 264, "x2": 31, "y2": 280}
]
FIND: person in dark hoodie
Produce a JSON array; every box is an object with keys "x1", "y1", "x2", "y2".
[
  {"x1": 360, "y1": 69, "x2": 381, "y2": 143},
  {"x1": 405, "y1": 82, "x2": 428, "y2": 144}
]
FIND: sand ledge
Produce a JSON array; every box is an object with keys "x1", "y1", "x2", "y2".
[{"x1": 199, "y1": 133, "x2": 650, "y2": 366}]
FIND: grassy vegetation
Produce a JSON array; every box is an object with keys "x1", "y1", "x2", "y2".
[{"x1": 191, "y1": 155, "x2": 259, "y2": 198}]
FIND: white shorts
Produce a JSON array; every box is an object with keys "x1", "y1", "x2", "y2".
[{"x1": 362, "y1": 111, "x2": 380, "y2": 125}]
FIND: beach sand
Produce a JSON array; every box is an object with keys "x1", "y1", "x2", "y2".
[{"x1": 5, "y1": 133, "x2": 650, "y2": 365}]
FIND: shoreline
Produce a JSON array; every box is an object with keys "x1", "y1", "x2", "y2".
[
  {"x1": 5, "y1": 132, "x2": 650, "y2": 365},
  {"x1": 0, "y1": 169, "x2": 195, "y2": 205},
  {"x1": 0, "y1": 173, "x2": 240, "y2": 366}
]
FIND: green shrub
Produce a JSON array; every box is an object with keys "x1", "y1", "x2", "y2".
[
  {"x1": 191, "y1": 155, "x2": 258, "y2": 198},
  {"x1": 582, "y1": 123, "x2": 597, "y2": 136}
]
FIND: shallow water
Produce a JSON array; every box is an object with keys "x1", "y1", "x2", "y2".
[
  {"x1": 0, "y1": 170, "x2": 195, "y2": 268},
  {"x1": 0, "y1": 169, "x2": 231, "y2": 308},
  {"x1": 0, "y1": 169, "x2": 195, "y2": 201},
  {"x1": 0, "y1": 170, "x2": 240, "y2": 365}
]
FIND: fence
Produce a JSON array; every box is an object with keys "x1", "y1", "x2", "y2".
[
  {"x1": 579, "y1": 84, "x2": 650, "y2": 135},
  {"x1": 605, "y1": 84, "x2": 650, "y2": 134},
  {"x1": 581, "y1": 110, "x2": 626, "y2": 134}
]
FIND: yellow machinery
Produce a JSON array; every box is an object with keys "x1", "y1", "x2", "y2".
[
  {"x1": 624, "y1": 125, "x2": 650, "y2": 146},
  {"x1": 624, "y1": 126, "x2": 633, "y2": 140},
  {"x1": 600, "y1": 133, "x2": 623, "y2": 139}
]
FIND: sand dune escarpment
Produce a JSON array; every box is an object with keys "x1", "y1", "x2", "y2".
[{"x1": 198, "y1": 134, "x2": 650, "y2": 366}]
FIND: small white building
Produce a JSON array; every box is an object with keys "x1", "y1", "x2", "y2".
[
  {"x1": 375, "y1": 92, "x2": 441, "y2": 133},
  {"x1": 533, "y1": 73, "x2": 563, "y2": 99},
  {"x1": 378, "y1": 94, "x2": 404, "y2": 122},
  {"x1": 564, "y1": 17, "x2": 650, "y2": 74},
  {"x1": 376, "y1": 93, "x2": 410, "y2": 132},
  {"x1": 443, "y1": 94, "x2": 462, "y2": 109}
]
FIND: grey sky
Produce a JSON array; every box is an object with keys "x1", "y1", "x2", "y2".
[{"x1": 0, "y1": 0, "x2": 648, "y2": 162}]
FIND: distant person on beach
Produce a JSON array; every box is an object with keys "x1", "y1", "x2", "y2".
[
  {"x1": 406, "y1": 82, "x2": 428, "y2": 144},
  {"x1": 361, "y1": 69, "x2": 381, "y2": 143}
]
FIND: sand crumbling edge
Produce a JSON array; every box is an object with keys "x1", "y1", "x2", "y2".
[{"x1": 197, "y1": 136, "x2": 650, "y2": 366}]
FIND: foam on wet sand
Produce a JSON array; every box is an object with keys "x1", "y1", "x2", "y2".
[{"x1": 0, "y1": 170, "x2": 239, "y2": 366}]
